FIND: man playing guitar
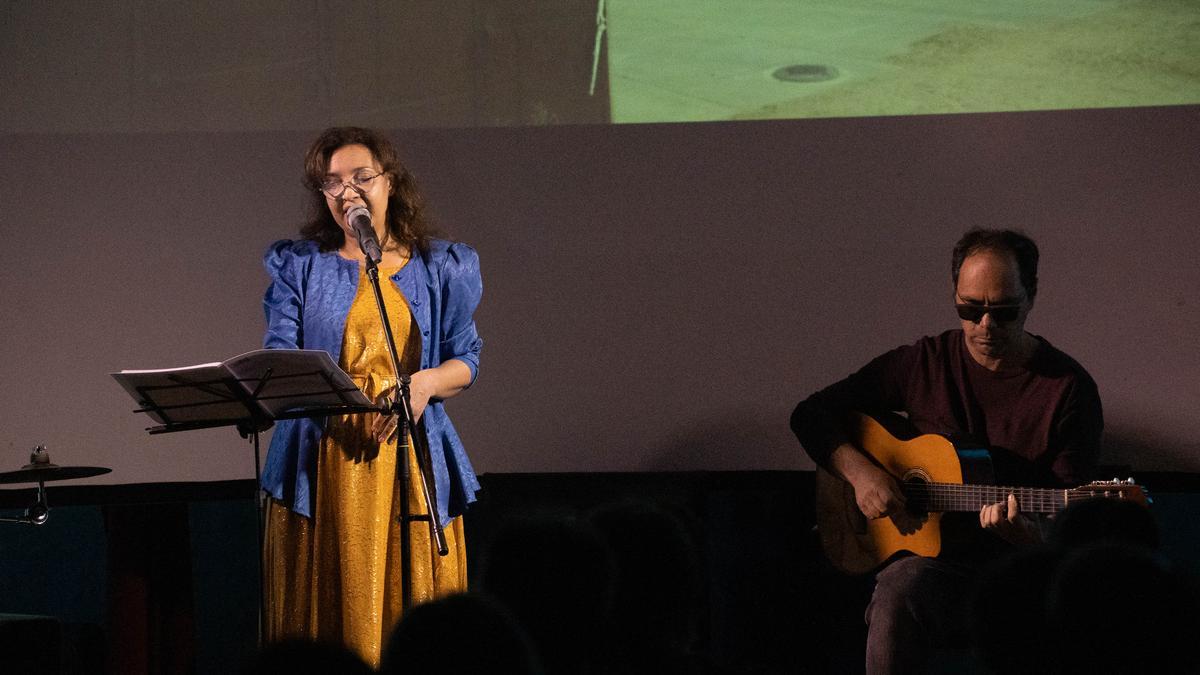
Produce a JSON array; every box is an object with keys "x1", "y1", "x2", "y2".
[{"x1": 791, "y1": 229, "x2": 1103, "y2": 674}]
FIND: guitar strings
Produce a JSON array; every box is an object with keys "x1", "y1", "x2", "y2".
[{"x1": 898, "y1": 483, "x2": 1126, "y2": 513}]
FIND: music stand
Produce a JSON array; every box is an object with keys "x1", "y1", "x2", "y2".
[{"x1": 113, "y1": 349, "x2": 382, "y2": 642}]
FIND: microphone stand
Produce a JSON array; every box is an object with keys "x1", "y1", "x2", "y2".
[{"x1": 356, "y1": 230, "x2": 449, "y2": 610}]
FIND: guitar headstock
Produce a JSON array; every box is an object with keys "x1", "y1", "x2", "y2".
[{"x1": 1072, "y1": 478, "x2": 1150, "y2": 507}]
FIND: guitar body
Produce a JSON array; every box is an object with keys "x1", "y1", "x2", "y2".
[
  {"x1": 816, "y1": 413, "x2": 982, "y2": 575},
  {"x1": 816, "y1": 413, "x2": 1147, "y2": 575}
]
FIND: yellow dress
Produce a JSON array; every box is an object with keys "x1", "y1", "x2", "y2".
[{"x1": 264, "y1": 261, "x2": 468, "y2": 667}]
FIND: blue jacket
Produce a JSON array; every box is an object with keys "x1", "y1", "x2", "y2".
[{"x1": 258, "y1": 238, "x2": 483, "y2": 526}]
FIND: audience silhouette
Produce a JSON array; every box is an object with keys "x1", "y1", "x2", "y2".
[
  {"x1": 241, "y1": 637, "x2": 372, "y2": 675},
  {"x1": 380, "y1": 591, "x2": 542, "y2": 675},
  {"x1": 242, "y1": 494, "x2": 1196, "y2": 675},
  {"x1": 480, "y1": 515, "x2": 616, "y2": 674},
  {"x1": 587, "y1": 500, "x2": 707, "y2": 675},
  {"x1": 971, "y1": 496, "x2": 1197, "y2": 675}
]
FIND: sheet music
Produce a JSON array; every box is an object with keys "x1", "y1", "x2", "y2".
[
  {"x1": 113, "y1": 349, "x2": 373, "y2": 425},
  {"x1": 225, "y1": 349, "x2": 373, "y2": 416}
]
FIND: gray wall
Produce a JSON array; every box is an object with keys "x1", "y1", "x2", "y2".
[{"x1": 1, "y1": 106, "x2": 1197, "y2": 485}]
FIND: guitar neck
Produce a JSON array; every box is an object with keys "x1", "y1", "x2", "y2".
[{"x1": 903, "y1": 482, "x2": 1079, "y2": 514}]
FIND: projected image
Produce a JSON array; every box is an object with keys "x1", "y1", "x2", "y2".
[
  {"x1": 3, "y1": 0, "x2": 1196, "y2": 132},
  {"x1": 605, "y1": 0, "x2": 1200, "y2": 123}
]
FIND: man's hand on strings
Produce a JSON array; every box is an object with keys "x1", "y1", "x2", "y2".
[
  {"x1": 852, "y1": 463, "x2": 907, "y2": 520},
  {"x1": 980, "y1": 492, "x2": 1042, "y2": 546},
  {"x1": 830, "y1": 443, "x2": 906, "y2": 520}
]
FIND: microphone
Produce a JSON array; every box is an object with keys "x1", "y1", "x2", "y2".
[{"x1": 346, "y1": 204, "x2": 382, "y2": 265}]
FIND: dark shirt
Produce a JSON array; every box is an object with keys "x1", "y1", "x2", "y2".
[
  {"x1": 792, "y1": 329, "x2": 1103, "y2": 489},
  {"x1": 792, "y1": 330, "x2": 1103, "y2": 562}
]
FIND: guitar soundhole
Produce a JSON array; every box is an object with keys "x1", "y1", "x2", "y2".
[{"x1": 901, "y1": 470, "x2": 932, "y2": 514}]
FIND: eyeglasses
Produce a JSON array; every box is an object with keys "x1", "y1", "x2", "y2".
[
  {"x1": 955, "y1": 303, "x2": 1022, "y2": 323},
  {"x1": 319, "y1": 170, "x2": 384, "y2": 198}
]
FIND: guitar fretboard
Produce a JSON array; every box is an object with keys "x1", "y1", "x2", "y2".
[{"x1": 901, "y1": 482, "x2": 1125, "y2": 514}]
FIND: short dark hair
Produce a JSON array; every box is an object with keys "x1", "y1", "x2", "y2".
[
  {"x1": 951, "y1": 229, "x2": 1039, "y2": 300},
  {"x1": 299, "y1": 126, "x2": 435, "y2": 253}
]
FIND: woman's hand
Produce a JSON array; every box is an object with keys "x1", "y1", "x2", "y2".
[
  {"x1": 980, "y1": 493, "x2": 1042, "y2": 547},
  {"x1": 371, "y1": 388, "x2": 399, "y2": 443},
  {"x1": 368, "y1": 367, "x2": 456, "y2": 443},
  {"x1": 406, "y1": 370, "x2": 436, "y2": 423}
]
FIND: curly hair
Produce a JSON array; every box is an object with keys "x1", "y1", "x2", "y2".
[
  {"x1": 299, "y1": 127, "x2": 435, "y2": 253},
  {"x1": 951, "y1": 228, "x2": 1039, "y2": 300}
]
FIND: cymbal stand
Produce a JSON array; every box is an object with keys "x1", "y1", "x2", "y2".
[{"x1": 0, "y1": 481, "x2": 50, "y2": 525}]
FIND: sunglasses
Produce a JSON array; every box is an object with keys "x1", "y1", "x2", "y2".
[{"x1": 955, "y1": 304, "x2": 1022, "y2": 323}]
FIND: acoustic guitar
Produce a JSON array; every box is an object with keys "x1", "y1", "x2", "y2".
[{"x1": 816, "y1": 412, "x2": 1147, "y2": 575}]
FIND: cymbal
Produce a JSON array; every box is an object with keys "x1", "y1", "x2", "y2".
[{"x1": 0, "y1": 464, "x2": 111, "y2": 485}]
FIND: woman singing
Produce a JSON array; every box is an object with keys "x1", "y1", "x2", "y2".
[{"x1": 259, "y1": 126, "x2": 483, "y2": 665}]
